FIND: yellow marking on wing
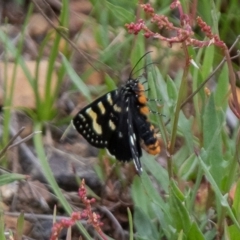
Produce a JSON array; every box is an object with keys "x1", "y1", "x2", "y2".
[
  {"x1": 109, "y1": 120, "x2": 116, "y2": 130},
  {"x1": 86, "y1": 108, "x2": 102, "y2": 134},
  {"x1": 113, "y1": 104, "x2": 121, "y2": 112},
  {"x1": 107, "y1": 93, "x2": 113, "y2": 105},
  {"x1": 97, "y1": 102, "x2": 105, "y2": 114}
]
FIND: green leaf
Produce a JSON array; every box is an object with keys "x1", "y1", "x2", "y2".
[
  {"x1": 140, "y1": 171, "x2": 168, "y2": 213},
  {"x1": 152, "y1": 203, "x2": 172, "y2": 239},
  {"x1": 127, "y1": 208, "x2": 134, "y2": 240},
  {"x1": 166, "y1": 75, "x2": 178, "y2": 103},
  {"x1": 226, "y1": 224, "x2": 240, "y2": 240},
  {"x1": 202, "y1": 94, "x2": 224, "y2": 185},
  {"x1": 179, "y1": 154, "x2": 198, "y2": 180},
  {"x1": 214, "y1": 64, "x2": 229, "y2": 110},
  {"x1": 0, "y1": 212, "x2": 6, "y2": 239},
  {"x1": 187, "y1": 222, "x2": 205, "y2": 240},
  {"x1": 178, "y1": 112, "x2": 195, "y2": 153},
  {"x1": 130, "y1": 34, "x2": 145, "y2": 74},
  {"x1": 131, "y1": 175, "x2": 149, "y2": 215},
  {"x1": 106, "y1": 1, "x2": 135, "y2": 24},
  {"x1": 134, "y1": 207, "x2": 158, "y2": 240},
  {"x1": 61, "y1": 54, "x2": 92, "y2": 102},
  {"x1": 141, "y1": 153, "x2": 169, "y2": 193},
  {"x1": 33, "y1": 123, "x2": 92, "y2": 239},
  {"x1": 198, "y1": 151, "x2": 240, "y2": 231},
  {"x1": 0, "y1": 173, "x2": 26, "y2": 186},
  {"x1": 171, "y1": 179, "x2": 185, "y2": 202},
  {"x1": 169, "y1": 180, "x2": 191, "y2": 233},
  {"x1": 233, "y1": 179, "x2": 240, "y2": 223},
  {"x1": 16, "y1": 212, "x2": 24, "y2": 240},
  {"x1": 105, "y1": 73, "x2": 117, "y2": 91},
  {"x1": 201, "y1": 45, "x2": 214, "y2": 80}
]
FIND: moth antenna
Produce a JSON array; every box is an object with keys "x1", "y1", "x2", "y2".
[
  {"x1": 132, "y1": 61, "x2": 159, "y2": 77},
  {"x1": 129, "y1": 51, "x2": 153, "y2": 79}
]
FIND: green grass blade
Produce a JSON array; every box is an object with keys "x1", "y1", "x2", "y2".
[
  {"x1": 33, "y1": 122, "x2": 92, "y2": 239},
  {"x1": 0, "y1": 173, "x2": 26, "y2": 186},
  {"x1": 16, "y1": 212, "x2": 24, "y2": 240},
  {"x1": 127, "y1": 207, "x2": 134, "y2": 240},
  {"x1": 61, "y1": 54, "x2": 92, "y2": 102}
]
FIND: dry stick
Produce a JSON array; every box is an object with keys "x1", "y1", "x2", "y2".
[
  {"x1": 98, "y1": 206, "x2": 125, "y2": 240},
  {"x1": 4, "y1": 211, "x2": 88, "y2": 223},
  {"x1": 8, "y1": 124, "x2": 43, "y2": 174},
  {"x1": 8, "y1": 131, "x2": 41, "y2": 149},
  {"x1": 180, "y1": 35, "x2": 240, "y2": 109},
  {"x1": 0, "y1": 127, "x2": 25, "y2": 158}
]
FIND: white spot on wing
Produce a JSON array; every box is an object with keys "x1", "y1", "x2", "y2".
[
  {"x1": 133, "y1": 133, "x2": 136, "y2": 141},
  {"x1": 130, "y1": 135, "x2": 134, "y2": 146},
  {"x1": 79, "y1": 114, "x2": 86, "y2": 122}
]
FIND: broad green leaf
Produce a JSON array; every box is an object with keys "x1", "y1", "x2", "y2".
[
  {"x1": 154, "y1": 67, "x2": 168, "y2": 103},
  {"x1": 171, "y1": 180, "x2": 185, "y2": 201},
  {"x1": 152, "y1": 203, "x2": 172, "y2": 239},
  {"x1": 201, "y1": 45, "x2": 214, "y2": 80},
  {"x1": 177, "y1": 230, "x2": 184, "y2": 240},
  {"x1": 178, "y1": 113, "x2": 195, "y2": 153},
  {"x1": 131, "y1": 175, "x2": 149, "y2": 215},
  {"x1": 179, "y1": 154, "x2": 198, "y2": 180},
  {"x1": 226, "y1": 224, "x2": 240, "y2": 240},
  {"x1": 173, "y1": 144, "x2": 191, "y2": 170},
  {"x1": 198, "y1": 150, "x2": 240, "y2": 231},
  {"x1": 134, "y1": 207, "x2": 158, "y2": 240},
  {"x1": 214, "y1": 64, "x2": 229, "y2": 110},
  {"x1": 187, "y1": 222, "x2": 205, "y2": 240},
  {"x1": 166, "y1": 75, "x2": 178, "y2": 103},
  {"x1": 202, "y1": 94, "x2": 224, "y2": 185},
  {"x1": 142, "y1": 153, "x2": 169, "y2": 193},
  {"x1": 169, "y1": 180, "x2": 191, "y2": 233},
  {"x1": 140, "y1": 171, "x2": 168, "y2": 213}
]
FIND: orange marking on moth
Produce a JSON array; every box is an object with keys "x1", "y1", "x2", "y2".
[
  {"x1": 137, "y1": 83, "x2": 148, "y2": 104},
  {"x1": 147, "y1": 147, "x2": 161, "y2": 155},
  {"x1": 137, "y1": 83, "x2": 145, "y2": 92},
  {"x1": 138, "y1": 95, "x2": 148, "y2": 104},
  {"x1": 146, "y1": 140, "x2": 161, "y2": 155},
  {"x1": 150, "y1": 125, "x2": 154, "y2": 131},
  {"x1": 140, "y1": 106, "x2": 150, "y2": 115}
]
